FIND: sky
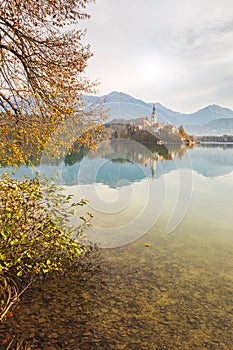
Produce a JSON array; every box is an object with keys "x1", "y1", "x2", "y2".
[{"x1": 81, "y1": 0, "x2": 233, "y2": 113}]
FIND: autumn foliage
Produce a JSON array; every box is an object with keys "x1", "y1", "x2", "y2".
[
  {"x1": 0, "y1": 0, "x2": 103, "y2": 324},
  {"x1": 0, "y1": 0, "x2": 104, "y2": 166}
]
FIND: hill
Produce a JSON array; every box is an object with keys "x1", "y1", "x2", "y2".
[{"x1": 83, "y1": 91, "x2": 233, "y2": 135}]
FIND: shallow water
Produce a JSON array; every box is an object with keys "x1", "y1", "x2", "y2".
[{"x1": 1, "y1": 143, "x2": 233, "y2": 349}]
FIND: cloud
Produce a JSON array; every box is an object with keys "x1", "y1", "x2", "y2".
[
  {"x1": 83, "y1": 0, "x2": 233, "y2": 112},
  {"x1": 219, "y1": 19, "x2": 233, "y2": 33}
]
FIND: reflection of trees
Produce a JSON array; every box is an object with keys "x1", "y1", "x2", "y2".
[
  {"x1": 64, "y1": 145, "x2": 89, "y2": 166},
  {"x1": 64, "y1": 139, "x2": 187, "y2": 167},
  {"x1": 111, "y1": 158, "x2": 132, "y2": 164},
  {"x1": 177, "y1": 145, "x2": 188, "y2": 160},
  {"x1": 200, "y1": 143, "x2": 233, "y2": 149}
]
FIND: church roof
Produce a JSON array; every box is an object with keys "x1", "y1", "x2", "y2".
[{"x1": 139, "y1": 120, "x2": 150, "y2": 126}]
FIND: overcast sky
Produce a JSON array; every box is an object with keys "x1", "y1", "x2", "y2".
[{"x1": 82, "y1": 0, "x2": 233, "y2": 112}]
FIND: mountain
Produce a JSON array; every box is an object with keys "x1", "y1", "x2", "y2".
[
  {"x1": 83, "y1": 91, "x2": 183, "y2": 124},
  {"x1": 182, "y1": 105, "x2": 233, "y2": 125},
  {"x1": 153, "y1": 102, "x2": 183, "y2": 125},
  {"x1": 185, "y1": 118, "x2": 233, "y2": 136},
  {"x1": 207, "y1": 117, "x2": 233, "y2": 129},
  {"x1": 83, "y1": 91, "x2": 151, "y2": 120},
  {"x1": 83, "y1": 91, "x2": 233, "y2": 135}
]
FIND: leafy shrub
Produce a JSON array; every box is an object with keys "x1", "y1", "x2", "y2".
[
  {"x1": 0, "y1": 174, "x2": 92, "y2": 276},
  {"x1": 0, "y1": 173, "x2": 92, "y2": 320}
]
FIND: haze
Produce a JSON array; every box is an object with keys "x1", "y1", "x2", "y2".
[{"x1": 82, "y1": 0, "x2": 233, "y2": 113}]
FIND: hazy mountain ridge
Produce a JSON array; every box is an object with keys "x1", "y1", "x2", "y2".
[
  {"x1": 185, "y1": 118, "x2": 233, "y2": 136},
  {"x1": 83, "y1": 91, "x2": 233, "y2": 135},
  {"x1": 183, "y1": 104, "x2": 233, "y2": 124}
]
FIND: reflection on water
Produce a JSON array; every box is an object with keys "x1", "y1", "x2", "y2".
[
  {"x1": 0, "y1": 140, "x2": 186, "y2": 185},
  {"x1": 3, "y1": 141, "x2": 233, "y2": 185},
  {"x1": 1, "y1": 143, "x2": 233, "y2": 348}
]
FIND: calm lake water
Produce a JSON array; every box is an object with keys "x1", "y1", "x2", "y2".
[{"x1": 1, "y1": 141, "x2": 233, "y2": 349}]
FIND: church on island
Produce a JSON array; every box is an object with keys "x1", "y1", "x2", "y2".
[
  {"x1": 106, "y1": 103, "x2": 179, "y2": 144},
  {"x1": 137, "y1": 104, "x2": 177, "y2": 135}
]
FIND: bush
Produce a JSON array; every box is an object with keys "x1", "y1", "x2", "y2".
[{"x1": 0, "y1": 173, "x2": 92, "y2": 320}]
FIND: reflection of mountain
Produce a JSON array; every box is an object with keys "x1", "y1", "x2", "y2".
[
  {"x1": 61, "y1": 144, "x2": 233, "y2": 185},
  {"x1": 61, "y1": 158, "x2": 151, "y2": 188},
  {"x1": 188, "y1": 145, "x2": 233, "y2": 178},
  {"x1": 2, "y1": 145, "x2": 233, "y2": 186},
  {"x1": 63, "y1": 140, "x2": 180, "y2": 188},
  {"x1": 94, "y1": 160, "x2": 150, "y2": 188}
]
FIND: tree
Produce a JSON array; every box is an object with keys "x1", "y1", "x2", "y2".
[
  {"x1": 0, "y1": 0, "x2": 104, "y2": 166},
  {"x1": 0, "y1": 0, "x2": 103, "y2": 322},
  {"x1": 178, "y1": 125, "x2": 187, "y2": 139}
]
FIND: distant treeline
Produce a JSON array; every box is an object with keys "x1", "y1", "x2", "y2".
[{"x1": 197, "y1": 135, "x2": 233, "y2": 143}]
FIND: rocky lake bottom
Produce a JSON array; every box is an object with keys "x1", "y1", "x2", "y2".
[{"x1": 1, "y1": 227, "x2": 233, "y2": 350}]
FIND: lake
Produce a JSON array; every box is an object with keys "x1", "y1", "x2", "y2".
[{"x1": 1, "y1": 141, "x2": 233, "y2": 349}]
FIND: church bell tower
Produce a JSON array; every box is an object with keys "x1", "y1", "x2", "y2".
[{"x1": 151, "y1": 103, "x2": 157, "y2": 125}]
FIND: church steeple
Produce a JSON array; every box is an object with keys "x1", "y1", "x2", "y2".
[{"x1": 151, "y1": 103, "x2": 157, "y2": 125}]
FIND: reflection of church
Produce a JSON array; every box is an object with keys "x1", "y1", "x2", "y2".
[{"x1": 150, "y1": 158, "x2": 156, "y2": 178}]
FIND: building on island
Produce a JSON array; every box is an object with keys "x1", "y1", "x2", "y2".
[
  {"x1": 163, "y1": 124, "x2": 177, "y2": 134},
  {"x1": 138, "y1": 119, "x2": 151, "y2": 130},
  {"x1": 107, "y1": 103, "x2": 178, "y2": 140},
  {"x1": 150, "y1": 104, "x2": 163, "y2": 133},
  {"x1": 151, "y1": 103, "x2": 157, "y2": 125}
]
